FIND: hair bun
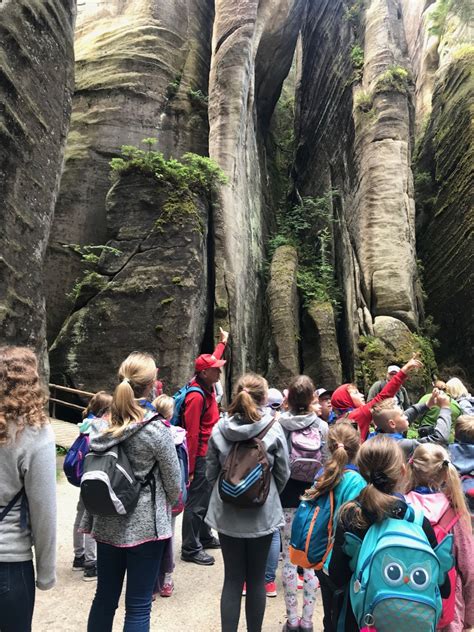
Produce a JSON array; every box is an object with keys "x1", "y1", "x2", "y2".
[{"x1": 369, "y1": 470, "x2": 389, "y2": 488}]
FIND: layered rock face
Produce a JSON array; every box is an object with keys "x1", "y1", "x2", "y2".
[
  {"x1": 208, "y1": 0, "x2": 306, "y2": 382},
  {"x1": 45, "y1": 0, "x2": 214, "y2": 343},
  {"x1": 0, "y1": 0, "x2": 76, "y2": 374},
  {"x1": 49, "y1": 171, "x2": 209, "y2": 393}
]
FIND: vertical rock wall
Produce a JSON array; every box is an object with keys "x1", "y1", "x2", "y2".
[
  {"x1": 208, "y1": 0, "x2": 306, "y2": 382},
  {"x1": 0, "y1": 0, "x2": 76, "y2": 374},
  {"x1": 45, "y1": 0, "x2": 214, "y2": 343}
]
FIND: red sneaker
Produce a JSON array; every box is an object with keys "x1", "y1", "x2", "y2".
[
  {"x1": 265, "y1": 581, "x2": 277, "y2": 597},
  {"x1": 297, "y1": 573, "x2": 304, "y2": 590},
  {"x1": 159, "y1": 581, "x2": 174, "y2": 597}
]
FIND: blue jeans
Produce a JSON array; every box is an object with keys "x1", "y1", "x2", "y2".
[
  {"x1": 87, "y1": 540, "x2": 167, "y2": 632},
  {"x1": 265, "y1": 529, "x2": 281, "y2": 583},
  {"x1": 0, "y1": 561, "x2": 35, "y2": 632}
]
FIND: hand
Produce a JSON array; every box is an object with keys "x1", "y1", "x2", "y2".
[
  {"x1": 401, "y1": 353, "x2": 423, "y2": 374},
  {"x1": 188, "y1": 473, "x2": 194, "y2": 484},
  {"x1": 427, "y1": 388, "x2": 440, "y2": 408},
  {"x1": 219, "y1": 327, "x2": 229, "y2": 344},
  {"x1": 436, "y1": 392, "x2": 450, "y2": 409}
]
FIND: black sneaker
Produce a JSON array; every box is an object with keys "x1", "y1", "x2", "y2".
[
  {"x1": 181, "y1": 550, "x2": 215, "y2": 565},
  {"x1": 83, "y1": 565, "x2": 97, "y2": 582},
  {"x1": 72, "y1": 555, "x2": 85, "y2": 571},
  {"x1": 202, "y1": 537, "x2": 221, "y2": 549}
]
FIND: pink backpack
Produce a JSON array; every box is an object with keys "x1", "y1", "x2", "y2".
[
  {"x1": 289, "y1": 424, "x2": 323, "y2": 483},
  {"x1": 406, "y1": 492, "x2": 459, "y2": 628}
]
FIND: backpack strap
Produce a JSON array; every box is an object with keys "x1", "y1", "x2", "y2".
[
  {"x1": 0, "y1": 488, "x2": 28, "y2": 528},
  {"x1": 186, "y1": 386, "x2": 207, "y2": 413},
  {"x1": 256, "y1": 418, "x2": 276, "y2": 441},
  {"x1": 438, "y1": 506, "x2": 460, "y2": 533}
]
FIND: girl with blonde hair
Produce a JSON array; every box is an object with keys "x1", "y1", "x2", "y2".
[
  {"x1": 445, "y1": 378, "x2": 474, "y2": 415},
  {"x1": 406, "y1": 443, "x2": 473, "y2": 631},
  {"x1": 206, "y1": 373, "x2": 290, "y2": 632},
  {"x1": 0, "y1": 346, "x2": 57, "y2": 632},
  {"x1": 328, "y1": 435, "x2": 450, "y2": 631},
  {"x1": 299, "y1": 421, "x2": 366, "y2": 632},
  {"x1": 83, "y1": 352, "x2": 181, "y2": 632}
]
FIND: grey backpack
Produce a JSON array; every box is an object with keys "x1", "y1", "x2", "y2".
[{"x1": 80, "y1": 418, "x2": 157, "y2": 516}]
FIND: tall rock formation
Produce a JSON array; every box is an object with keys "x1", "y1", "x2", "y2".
[
  {"x1": 0, "y1": 0, "x2": 76, "y2": 374},
  {"x1": 208, "y1": 0, "x2": 306, "y2": 382},
  {"x1": 45, "y1": 0, "x2": 214, "y2": 343}
]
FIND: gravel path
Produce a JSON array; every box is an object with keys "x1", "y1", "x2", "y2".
[{"x1": 32, "y1": 466, "x2": 323, "y2": 631}]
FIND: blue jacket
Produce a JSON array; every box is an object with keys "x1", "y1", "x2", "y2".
[{"x1": 449, "y1": 442, "x2": 474, "y2": 476}]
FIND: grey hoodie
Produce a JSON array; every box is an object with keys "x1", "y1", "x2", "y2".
[
  {"x1": 0, "y1": 423, "x2": 56, "y2": 590},
  {"x1": 278, "y1": 411, "x2": 329, "y2": 508},
  {"x1": 205, "y1": 412, "x2": 290, "y2": 538},
  {"x1": 81, "y1": 415, "x2": 181, "y2": 546}
]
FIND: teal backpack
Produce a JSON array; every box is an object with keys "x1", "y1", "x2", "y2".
[{"x1": 343, "y1": 505, "x2": 454, "y2": 632}]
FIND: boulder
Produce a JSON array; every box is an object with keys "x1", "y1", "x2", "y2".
[{"x1": 49, "y1": 171, "x2": 210, "y2": 393}]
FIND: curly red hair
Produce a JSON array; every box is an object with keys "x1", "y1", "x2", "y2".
[{"x1": 0, "y1": 346, "x2": 48, "y2": 445}]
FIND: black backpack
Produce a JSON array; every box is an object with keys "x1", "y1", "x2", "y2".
[
  {"x1": 80, "y1": 417, "x2": 158, "y2": 517},
  {"x1": 218, "y1": 420, "x2": 275, "y2": 508}
]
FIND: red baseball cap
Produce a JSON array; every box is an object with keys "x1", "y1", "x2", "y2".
[{"x1": 195, "y1": 354, "x2": 226, "y2": 372}]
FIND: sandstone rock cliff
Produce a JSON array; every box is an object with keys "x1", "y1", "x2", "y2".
[{"x1": 0, "y1": 0, "x2": 76, "y2": 374}]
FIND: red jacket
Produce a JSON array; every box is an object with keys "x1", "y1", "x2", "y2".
[
  {"x1": 331, "y1": 370, "x2": 408, "y2": 441},
  {"x1": 183, "y1": 342, "x2": 226, "y2": 475}
]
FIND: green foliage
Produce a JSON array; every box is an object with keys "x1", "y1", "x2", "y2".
[
  {"x1": 350, "y1": 44, "x2": 364, "y2": 82},
  {"x1": 64, "y1": 244, "x2": 121, "y2": 303},
  {"x1": 428, "y1": 0, "x2": 472, "y2": 36},
  {"x1": 413, "y1": 169, "x2": 437, "y2": 216},
  {"x1": 270, "y1": 193, "x2": 341, "y2": 309},
  {"x1": 270, "y1": 93, "x2": 296, "y2": 206},
  {"x1": 188, "y1": 88, "x2": 209, "y2": 109},
  {"x1": 67, "y1": 271, "x2": 108, "y2": 303},
  {"x1": 63, "y1": 243, "x2": 121, "y2": 265},
  {"x1": 166, "y1": 73, "x2": 182, "y2": 99},
  {"x1": 56, "y1": 445, "x2": 67, "y2": 456},
  {"x1": 374, "y1": 66, "x2": 411, "y2": 94},
  {"x1": 354, "y1": 90, "x2": 374, "y2": 113},
  {"x1": 160, "y1": 296, "x2": 175, "y2": 306},
  {"x1": 172, "y1": 276, "x2": 183, "y2": 285},
  {"x1": 110, "y1": 139, "x2": 228, "y2": 195},
  {"x1": 343, "y1": 0, "x2": 366, "y2": 27}
]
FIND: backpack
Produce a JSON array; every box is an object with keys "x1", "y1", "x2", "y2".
[
  {"x1": 0, "y1": 488, "x2": 28, "y2": 529},
  {"x1": 171, "y1": 383, "x2": 206, "y2": 426},
  {"x1": 170, "y1": 425, "x2": 189, "y2": 517},
  {"x1": 63, "y1": 433, "x2": 90, "y2": 487},
  {"x1": 289, "y1": 487, "x2": 335, "y2": 570},
  {"x1": 289, "y1": 423, "x2": 324, "y2": 483},
  {"x1": 80, "y1": 417, "x2": 158, "y2": 517},
  {"x1": 343, "y1": 505, "x2": 454, "y2": 632},
  {"x1": 405, "y1": 492, "x2": 460, "y2": 628},
  {"x1": 218, "y1": 419, "x2": 275, "y2": 507}
]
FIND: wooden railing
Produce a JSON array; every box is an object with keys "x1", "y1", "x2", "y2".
[{"x1": 48, "y1": 383, "x2": 95, "y2": 418}]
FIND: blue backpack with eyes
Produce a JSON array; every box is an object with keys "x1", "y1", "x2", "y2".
[{"x1": 342, "y1": 506, "x2": 454, "y2": 632}]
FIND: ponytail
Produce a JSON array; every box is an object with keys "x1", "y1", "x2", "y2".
[
  {"x1": 304, "y1": 421, "x2": 360, "y2": 500},
  {"x1": 107, "y1": 352, "x2": 157, "y2": 436},
  {"x1": 408, "y1": 443, "x2": 471, "y2": 528},
  {"x1": 340, "y1": 435, "x2": 404, "y2": 529},
  {"x1": 227, "y1": 373, "x2": 268, "y2": 423}
]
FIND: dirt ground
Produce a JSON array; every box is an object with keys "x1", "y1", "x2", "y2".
[{"x1": 32, "y1": 470, "x2": 324, "y2": 631}]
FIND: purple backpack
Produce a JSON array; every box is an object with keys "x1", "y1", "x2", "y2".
[
  {"x1": 63, "y1": 433, "x2": 90, "y2": 487},
  {"x1": 289, "y1": 425, "x2": 323, "y2": 483}
]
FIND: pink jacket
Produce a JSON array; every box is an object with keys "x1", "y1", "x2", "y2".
[{"x1": 406, "y1": 491, "x2": 474, "y2": 632}]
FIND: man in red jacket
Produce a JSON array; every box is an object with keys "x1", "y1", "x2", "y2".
[{"x1": 181, "y1": 327, "x2": 229, "y2": 565}]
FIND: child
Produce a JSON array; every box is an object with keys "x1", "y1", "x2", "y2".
[
  {"x1": 446, "y1": 378, "x2": 474, "y2": 415},
  {"x1": 328, "y1": 435, "x2": 450, "y2": 631},
  {"x1": 406, "y1": 443, "x2": 473, "y2": 632},
  {"x1": 151, "y1": 394, "x2": 183, "y2": 598},
  {"x1": 370, "y1": 388, "x2": 452, "y2": 459},
  {"x1": 278, "y1": 375, "x2": 329, "y2": 632},
  {"x1": 330, "y1": 354, "x2": 423, "y2": 440},
  {"x1": 449, "y1": 415, "x2": 474, "y2": 524},
  {"x1": 0, "y1": 347, "x2": 57, "y2": 632},
  {"x1": 72, "y1": 391, "x2": 111, "y2": 581},
  {"x1": 302, "y1": 421, "x2": 366, "y2": 632},
  {"x1": 206, "y1": 373, "x2": 290, "y2": 632}
]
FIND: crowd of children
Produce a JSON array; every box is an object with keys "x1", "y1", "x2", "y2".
[{"x1": 0, "y1": 344, "x2": 473, "y2": 632}]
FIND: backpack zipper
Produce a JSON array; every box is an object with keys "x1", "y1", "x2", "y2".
[{"x1": 369, "y1": 591, "x2": 437, "y2": 614}]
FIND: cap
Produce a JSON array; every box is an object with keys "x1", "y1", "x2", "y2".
[
  {"x1": 267, "y1": 388, "x2": 284, "y2": 408},
  {"x1": 387, "y1": 365, "x2": 401, "y2": 374},
  {"x1": 195, "y1": 354, "x2": 226, "y2": 372},
  {"x1": 316, "y1": 388, "x2": 333, "y2": 399}
]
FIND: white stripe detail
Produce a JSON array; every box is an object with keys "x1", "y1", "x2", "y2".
[{"x1": 116, "y1": 463, "x2": 133, "y2": 484}]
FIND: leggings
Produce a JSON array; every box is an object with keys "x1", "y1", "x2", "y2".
[
  {"x1": 219, "y1": 532, "x2": 273, "y2": 632},
  {"x1": 281, "y1": 508, "x2": 318, "y2": 628}
]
